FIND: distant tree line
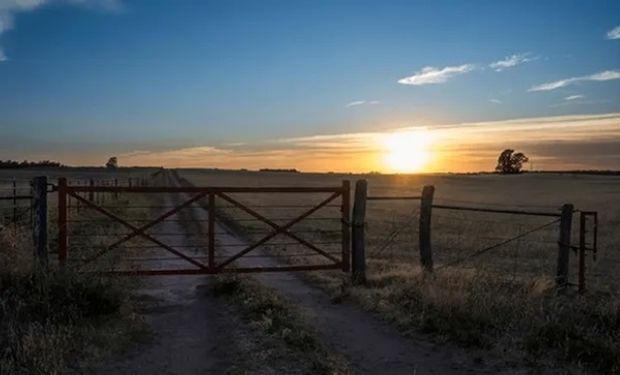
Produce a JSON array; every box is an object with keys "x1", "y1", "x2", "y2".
[
  {"x1": 0, "y1": 160, "x2": 63, "y2": 169},
  {"x1": 259, "y1": 168, "x2": 299, "y2": 173}
]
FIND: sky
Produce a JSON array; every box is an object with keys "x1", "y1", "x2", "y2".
[{"x1": 0, "y1": 0, "x2": 619, "y2": 172}]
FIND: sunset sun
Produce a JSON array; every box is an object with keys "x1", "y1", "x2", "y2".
[{"x1": 382, "y1": 130, "x2": 433, "y2": 173}]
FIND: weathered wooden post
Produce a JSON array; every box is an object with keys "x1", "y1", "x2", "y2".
[
  {"x1": 32, "y1": 176, "x2": 48, "y2": 267},
  {"x1": 418, "y1": 185, "x2": 435, "y2": 272},
  {"x1": 341, "y1": 180, "x2": 351, "y2": 272},
  {"x1": 99, "y1": 180, "x2": 104, "y2": 205},
  {"x1": 114, "y1": 178, "x2": 119, "y2": 199},
  {"x1": 556, "y1": 203, "x2": 573, "y2": 290},
  {"x1": 89, "y1": 178, "x2": 94, "y2": 202},
  {"x1": 208, "y1": 192, "x2": 215, "y2": 270},
  {"x1": 351, "y1": 179, "x2": 367, "y2": 285},
  {"x1": 12, "y1": 178, "x2": 17, "y2": 226},
  {"x1": 58, "y1": 178, "x2": 68, "y2": 266},
  {"x1": 578, "y1": 211, "x2": 586, "y2": 294},
  {"x1": 29, "y1": 181, "x2": 34, "y2": 226},
  {"x1": 77, "y1": 180, "x2": 82, "y2": 213}
]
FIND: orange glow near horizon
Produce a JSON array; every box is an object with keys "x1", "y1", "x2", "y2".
[
  {"x1": 381, "y1": 130, "x2": 434, "y2": 172},
  {"x1": 49, "y1": 113, "x2": 620, "y2": 173}
]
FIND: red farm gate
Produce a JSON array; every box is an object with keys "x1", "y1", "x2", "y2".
[{"x1": 55, "y1": 178, "x2": 350, "y2": 275}]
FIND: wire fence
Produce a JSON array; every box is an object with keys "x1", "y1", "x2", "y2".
[
  {"x1": 355, "y1": 182, "x2": 600, "y2": 292},
  {"x1": 0, "y1": 179, "x2": 34, "y2": 230},
  {"x1": 1, "y1": 173, "x2": 607, "y2": 291}
]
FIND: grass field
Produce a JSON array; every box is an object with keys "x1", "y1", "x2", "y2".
[{"x1": 179, "y1": 168, "x2": 620, "y2": 372}]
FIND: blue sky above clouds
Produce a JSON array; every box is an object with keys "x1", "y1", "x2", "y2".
[{"x1": 0, "y1": 0, "x2": 619, "y2": 171}]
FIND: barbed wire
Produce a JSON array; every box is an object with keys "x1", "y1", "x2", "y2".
[
  {"x1": 369, "y1": 209, "x2": 420, "y2": 256},
  {"x1": 435, "y1": 218, "x2": 561, "y2": 271}
]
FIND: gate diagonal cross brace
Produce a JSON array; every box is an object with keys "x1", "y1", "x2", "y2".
[
  {"x1": 69, "y1": 191, "x2": 208, "y2": 270},
  {"x1": 216, "y1": 192, "x2": 340, "y2": 264},
  {"x1": 216, "y1": 191, "x2": 342, "y2": 269}
]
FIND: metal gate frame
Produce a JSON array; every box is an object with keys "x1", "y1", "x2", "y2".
[{"x1": 56, "y1": 178, "x2": 350, "y2": 275}]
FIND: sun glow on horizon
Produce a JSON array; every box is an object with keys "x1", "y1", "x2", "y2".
[{"x1": 382, "y1": 130, "x2": 434, "y2": 172}]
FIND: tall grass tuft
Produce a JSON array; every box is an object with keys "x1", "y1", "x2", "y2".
[
  {"x1": 0, "y1": 230, "x2": 136, "y2": 375},
  {"x1": 348, "y1": 264, "x2": 620, "y2": 373}
]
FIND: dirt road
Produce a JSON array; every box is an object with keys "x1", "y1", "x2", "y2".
[{"x1": 95, "y1": 189, "x2": 240, "y2": 374}]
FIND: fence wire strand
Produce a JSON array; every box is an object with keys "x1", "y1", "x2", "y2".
[{"x1": 435, "y1": 218, "x2": 561, "y2": 271}]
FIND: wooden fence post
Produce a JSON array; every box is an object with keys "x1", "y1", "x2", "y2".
[
  {"x1": 419, "y1": 185, "x2": 435, "y2": 272},
  {"x1": 58, "y1": 178, "x2": 68, "y2": 266},
  {"x1": 556, "y1": 203, "x2": 573, "y2": 290},
  {"x1": 208, "y1": 192, "x2": 215, "y2": 271},
  {"x1": 89, "y1": 179, "x2": 94, "y2": 202},
  {"x1": 578, "y1": 212, "x2": 586, "y2": 294},
  {"x1": 341, "y1": 180, "x2": 351, "y2": 272},
  {"x1": 32, "y1": 176, "x2": 48, "y2": 267},
  {"x1": 114, "y1": 178, "x2": 118, "y2": 199},
  {"x1": 12, "y1": 178, "x2": 17, "y2": 226},
  {"x1": 351, "y1": 179, "x2": 367, "y2": 285}
]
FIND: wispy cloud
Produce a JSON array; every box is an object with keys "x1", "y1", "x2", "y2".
[
  {"x1": 529, "y1": 70, "x2": 620, "y2": 91},
  {"x1": 489, "y1": 99, "x2": 502, "y2": 104},
  {"x1": 398, "y1": 64, "x2": 474, "y2": 86},
  {"x1": 345, "y1": 100, "x2": 380, "y2": 108},
  {"x1": 607, "y1": 25, "x2": 620, "y2": 40},
  {"x1": 0, "y1": 0, "x2": 123, "y2": 61},
  {"x1": 564, "y1": 95, "x2": 584, "y2": 101},
  {"x1": 489, "y1": 53, "x2": 536, "y2": 72}
]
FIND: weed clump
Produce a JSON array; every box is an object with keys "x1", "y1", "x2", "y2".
[{"x1": 210, "y1": 275, "x2": 352, "y2": 374}]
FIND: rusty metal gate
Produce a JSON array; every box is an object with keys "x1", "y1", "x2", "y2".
[{"x1": 56, "y1": 178, "x2": 350, "y2": 275}]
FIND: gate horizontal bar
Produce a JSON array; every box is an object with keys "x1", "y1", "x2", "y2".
[
  {"x1": 0, "y1": 195, "x2": 32, "y2": 200},
  {"x1": 95, "y1": 264, "x2": 341, "y2": 276},
  {"x1": 63, "y1": 186, "x2": 345, "y2": 193}
]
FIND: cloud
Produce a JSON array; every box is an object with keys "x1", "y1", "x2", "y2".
[
  {"x1": 529, "y1": 70, "x2": 620, "y2": 91},
  {"x1": 398, "y1": 64, "x2": 474, "y2": 85},
  {"x1": 489, "y1": 53, "x2": 536, "y2": 72},
  {"x1": 564, "y1": 95, "x2": 584, "y2": 101},
  {"x1": 489, "y1": 99, "x2": 502, "y2": 104},
  {"x1": 607, "y1": 25, "x2": 620, "y2": 40},
  {"x1": 0, "y1": 0, "x2": 123, "y2": 61},
  {"x1": 345, "y1": 100, "x2": 380, "y2": 108}
]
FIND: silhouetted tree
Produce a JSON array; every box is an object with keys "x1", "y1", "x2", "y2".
[
  {"x1": 495, "y1": 149, "x2": 528, "y2": 174},
  {"x1": 106, "y1": 157, "x2": 118, "y2": 169},
  {"x1": 0, "y1": 160, "x2": 61, "y2": 169}
]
